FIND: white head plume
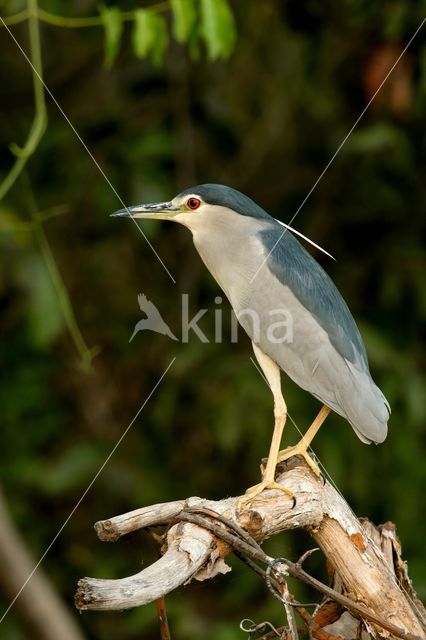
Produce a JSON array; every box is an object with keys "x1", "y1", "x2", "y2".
[{"x1": 274, "y1": 218, "x2": 335, "y2": 261}]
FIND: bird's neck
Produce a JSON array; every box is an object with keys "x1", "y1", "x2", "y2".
[{"x1": 189, "y1": 213, "x2": 271, "y2": 308}]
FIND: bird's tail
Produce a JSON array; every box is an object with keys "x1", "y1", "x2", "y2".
[{"x1": 337, "y1": 363, "x2": 390, "y2": 444}]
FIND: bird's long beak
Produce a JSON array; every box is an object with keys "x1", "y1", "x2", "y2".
[{"x1": 111, "y1": 201, "x2": 181, "y2": 220}]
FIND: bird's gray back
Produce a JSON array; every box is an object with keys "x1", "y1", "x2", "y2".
[
  {"x1": 191, "y1": 210, "x2": 389, "y2": 443},
  {"x1": 260, "y1": 221, "x2": 369, "y2": 371}
]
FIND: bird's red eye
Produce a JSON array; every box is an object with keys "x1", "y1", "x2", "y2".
[{"x1": 187, "y1": 197, "x2": 201, "y2": 210}]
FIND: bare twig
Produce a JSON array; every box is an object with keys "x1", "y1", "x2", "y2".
[
  {"x1": 155, "y1": 596, "x2": 171, "y2": 640},
  {"x1": 176, "y1": 510, "x2": 422, "y2": 640},
  {"x1": 145, "y1": 530, "x2": 171, "y2": 640}
]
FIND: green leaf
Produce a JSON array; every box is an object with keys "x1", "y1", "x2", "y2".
[
  {"x1": 349, "y1": 123, "x2": 407, "y2": 154},
  {"x1": 132, "y1": 10, "x2": 168, "y2": 65},
  {"x1": 188, "y1": 27, "x2": 202, "y2": 60},
  {"x1": 150, "y1": 14, "x2": 168, "y2": 65},
  {"x1": 132, "y1": 9, "x2": 156, "y2": 59},
  {"x1": 28, "y1": 443, "x2": 102, "y2": 496},
  {"x1": 99, "y1": 6, "x2": 123, "y2": 67},
  {"x1": 0, "y1": 205, "x2": 32, "y2": 236},
  {"x1": 200, "y1": 0, "x2": 236, "y2": 60},
  {"x1": 171, "y1": 0, "x2": 197, "y2": 42},
  {"x1": 16, "y1": 253, "x2": 65, "y2": 348}
]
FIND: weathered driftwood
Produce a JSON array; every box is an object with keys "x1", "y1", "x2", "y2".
[{"x1": 75, "y1": 458, "x2": 426, "y2": 639}]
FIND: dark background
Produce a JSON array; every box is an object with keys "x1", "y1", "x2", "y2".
[{"x1": 0, "y1": 1, "x2": 425, "y2": 638}]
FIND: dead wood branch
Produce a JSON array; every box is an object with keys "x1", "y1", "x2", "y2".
[{"x1": 75, "y1": 458, "x2": 426, "y2": 639}]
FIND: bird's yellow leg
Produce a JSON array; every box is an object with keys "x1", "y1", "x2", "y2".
[
  {"x1": 277, "y1": 405, "x2": 331, "y2": 476},
  {"x1": 238, "y1": 344, "x2": 293, "y2": 510}
]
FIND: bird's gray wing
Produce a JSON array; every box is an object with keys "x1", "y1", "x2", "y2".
[
  {"x1": 259, "y1": 221, "x2": 369, "y2": 372},
  {"x1": 256, "y1": 223, "x2": 390, "y2": 443}
]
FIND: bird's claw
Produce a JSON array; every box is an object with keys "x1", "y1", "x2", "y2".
[
  {"x1": 237, "y1": 480, "x2": 294, "y2": 511},
  {"x1": 277, "y1": 445, "x2": 321, "y2": 476}
]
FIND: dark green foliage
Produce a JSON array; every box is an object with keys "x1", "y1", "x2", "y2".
[{"x1": 0, "y1": 1, "x2": 425, "y2": 639}]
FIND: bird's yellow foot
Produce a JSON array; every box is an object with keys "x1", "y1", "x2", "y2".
[
  {"x1": 237, "y1": 480, "x2": 293, "y2": 511},
  {"x1": 277, "y1": 445, "x2": 321, "y2": 476}
]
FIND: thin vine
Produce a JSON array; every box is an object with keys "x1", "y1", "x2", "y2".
[
  {"x1": 0, "y1": 0, "x2": 46, "y2": 200},
  {"x1": 24, "y1": 175, "x2": 100, "y2": 370},
  {"x1": 1, "y1": 3, "x2": 170, "y2": 28}
]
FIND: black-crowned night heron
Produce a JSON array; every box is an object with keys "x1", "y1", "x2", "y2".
[{"x1": 113, "y1": 184, "x2": 390, "y2": 505}]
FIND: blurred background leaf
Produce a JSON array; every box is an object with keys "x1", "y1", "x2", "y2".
[
  {"x1": 99, "y1": 6, "x2": 123, "y2": 68},
  {"x1": 200, "y1": 0, "x2": 236, "y2": 59},
  {"x1": 132, "y1": 9, "x2": 168, "y2": 65},
  {"x1": 171, "y1": 0, "x2": 197, "y2": 43}
]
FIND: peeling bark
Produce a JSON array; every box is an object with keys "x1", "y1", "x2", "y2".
[{"x1": 75, "y1": 459, "x2": 426, "y2": 639}]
